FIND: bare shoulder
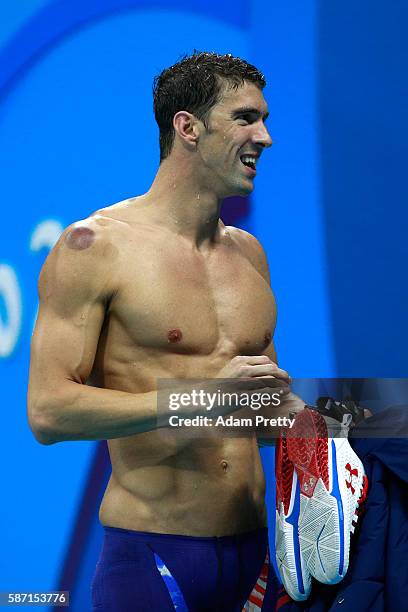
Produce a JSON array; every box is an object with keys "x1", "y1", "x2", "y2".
[
  {"x1": 48, "y1": 213, "x2": 119, "y2": 264},
  {"x1": 39, "y1": 213, "x2": 120, "y2": 303},
  {"x1": 226, "y1": 226, "x2": 270, "y2": 283}
]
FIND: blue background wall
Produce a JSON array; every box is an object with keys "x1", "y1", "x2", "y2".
[{"x1": 0, "y1": 0, "x2": 406, "y2": 609}]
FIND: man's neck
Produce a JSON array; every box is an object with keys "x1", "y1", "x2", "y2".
[{"x1": 141, "y1": 157, "x2": 225, "y2": 249}]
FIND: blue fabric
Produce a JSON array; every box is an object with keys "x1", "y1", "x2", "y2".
[
  {"x1": 329, "y1": 439, "x2": 345, "y2": 576},
  {"x1": 91, "y1": 525, "x2": 278, "y2": 611},
  {"x1": 278, "y1": 406, "x2": 408, "y2": 611},
  {"x1": 153, "y1": 552, "x2": 189, "y2": 611}
]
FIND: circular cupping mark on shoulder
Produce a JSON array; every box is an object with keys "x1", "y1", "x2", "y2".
[{"x1": 65, "y1": 226, "x2": 95, "y2": 250}]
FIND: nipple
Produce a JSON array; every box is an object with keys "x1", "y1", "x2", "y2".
[
  {"x1": 168, "y1": 329, "x2": 182, "y2": 343},
  {"x1": 264, "y1": 330, "x2": 272, "y2": 346}
]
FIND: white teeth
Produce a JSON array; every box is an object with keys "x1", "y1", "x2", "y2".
[{"x1": 241, "y1": 155, "x2": 257, "y2": 166}]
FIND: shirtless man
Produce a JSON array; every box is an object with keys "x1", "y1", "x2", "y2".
[{"x1": 28, "y1": 52, "x2": 297, "y2": 611}]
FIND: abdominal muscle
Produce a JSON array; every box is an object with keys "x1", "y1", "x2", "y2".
[
  {"x1": 95, "y1": 293, "x2": 270, "y2": 536},
  {"x1": 99, "y1": 428, "x2": 267, "y2": 537}
]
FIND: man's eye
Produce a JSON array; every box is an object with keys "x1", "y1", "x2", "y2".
[{"x1": 238, "y1": 115, "x2": 250, "y2": 124}]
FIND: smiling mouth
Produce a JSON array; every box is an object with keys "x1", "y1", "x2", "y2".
[{"x1": 240, "y1": 154, "x2": 257, "y2": 172}]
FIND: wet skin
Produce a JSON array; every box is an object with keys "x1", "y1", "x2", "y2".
[
  {"x1": 31, "y1": 201, "x2": 277, "y2": 536},
  {"x1": 91, "y1": 203, "x2": 275, "y2": 536},
  {"x1": 29, "y1": 82, "x2": 283, "y2": 536}
]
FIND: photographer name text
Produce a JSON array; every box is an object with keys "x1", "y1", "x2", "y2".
[{"x1": 167, "y1": 415, "x2": 295, "y2": 428}]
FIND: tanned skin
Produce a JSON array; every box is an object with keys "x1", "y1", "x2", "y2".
[{"x1": 28, "y1": 81, "x2": 302, "y2": 536}]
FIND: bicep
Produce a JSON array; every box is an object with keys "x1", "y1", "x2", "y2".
[
  {"x1": 28, "y1": 224, "x2": 113, "y2": 405},
  {"x1": 30, "y1": 295, "x2": 106, "y2": 391}
]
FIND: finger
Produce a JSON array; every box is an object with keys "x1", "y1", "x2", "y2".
[
  {"x1": 246, "y1": 363, "x2": 290, "y2": 380},
  {"x1": 222, "y1": 378, "x2": 271, "y2": 391},
  {"x1": 219, "y1": 378, "x2": 287, "y2": 395},
  {"x1": 240, "y1": 355, "x2": 273, "y2": 365},
  {"x1": 249, "y1": 385, "x2": 291, "y2": 397},
  {"x1": 248, "y1": 378, "x2": 290, "y2": 391}
]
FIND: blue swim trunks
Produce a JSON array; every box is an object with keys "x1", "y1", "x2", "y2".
[{"x1": 92, "y1": 526, "x2": 278, "y2": 611}]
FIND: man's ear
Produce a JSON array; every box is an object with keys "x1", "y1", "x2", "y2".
[{"x1": 173, "y1": 111, "x2": 200, "y2": 149}]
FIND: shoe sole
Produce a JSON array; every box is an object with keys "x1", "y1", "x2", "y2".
[
  {"x1": 275, "y1": 436, "x2": 312, "y2": 601},
  {"x1": 286, "y1": 409, "x2": 366, "y2": 584}
]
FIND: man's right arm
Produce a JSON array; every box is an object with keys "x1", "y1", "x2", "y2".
[{"x1": 27, "y1": 218, "x2": 164, "y2": 445}]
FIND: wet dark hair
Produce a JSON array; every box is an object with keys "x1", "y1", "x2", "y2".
[{"x1": 153, "y1": 51, "x2": 266, "y2": 161}]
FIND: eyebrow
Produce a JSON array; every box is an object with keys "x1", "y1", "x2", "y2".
[{"x1": 231, "y1": 106, "x2": 269, "y2": 121}]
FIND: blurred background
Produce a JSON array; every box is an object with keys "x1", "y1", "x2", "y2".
[{"x1": 1, "y1": 0, "x2": 407, "y2": 609}]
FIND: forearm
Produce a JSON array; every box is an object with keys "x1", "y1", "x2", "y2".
[{"x1": 29, "y1": 380, "x2": 177, "y2": 444}]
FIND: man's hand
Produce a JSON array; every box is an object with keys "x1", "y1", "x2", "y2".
[
  {"x1": 214, "y1": 356, "x2": 305, "y2": 445},
  {"x1": 218, "y1": 356, "x2": 305, "y2": 417},
  {"x1": 278, "y1": 391, "x2": 306, "y2": 415},
  {"x1": 215, "y1": 355, "x2": 295, "y2": 422},
  {"x1": 216, "y1": 355, "x2": 291, "y2": 386}
]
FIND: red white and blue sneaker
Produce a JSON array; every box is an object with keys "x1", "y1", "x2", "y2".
[
  {"x1": 275, "y1": 431, "x2": 312, "y2": 601},
  {"x1": 275, "y1": 407, "x2": 368, "y2": 600}
]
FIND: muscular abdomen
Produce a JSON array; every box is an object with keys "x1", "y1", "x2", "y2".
[{"x1": 99, "y1": 432, "x2": 267, "y2": 536}]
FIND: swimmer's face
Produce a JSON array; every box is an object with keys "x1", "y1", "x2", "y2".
[{"x1": 197, "y1": 81, "x2": 272, "y2": 197}]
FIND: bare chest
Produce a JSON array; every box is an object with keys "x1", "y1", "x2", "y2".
[{"x1": 110, "y1": 239, "x2": 276, "y2": 356}]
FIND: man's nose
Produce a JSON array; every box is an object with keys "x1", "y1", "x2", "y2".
[{"x1": 254, "y1": 123, "x2": 273, "y2": 148}]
